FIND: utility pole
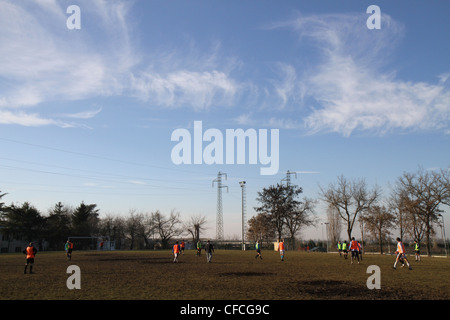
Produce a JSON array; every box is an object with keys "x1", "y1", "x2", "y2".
[
  {"x1": 281, "y1": 170, "x2": 320, "y2": 187},
  {"x1": 281, "y1": 170, "x2": 297, "y2": 187},
  {"x1": 438, "y1": 214, "x2": 448, "y2": 257},
  {"x1": 240, "y1": 181, "x2": 247, "y2": 251},
  {"x1": 213, "y1": 172, "x2": 228, "y2": 241}
]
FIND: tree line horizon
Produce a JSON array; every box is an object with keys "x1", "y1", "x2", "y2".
[{"x1": 1, "y1": 167, "x2": 449, "y2": 255}]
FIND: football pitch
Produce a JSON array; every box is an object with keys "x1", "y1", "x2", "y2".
[{"x1": 1, "y1": 249, "x2": 449, "y2": 300}]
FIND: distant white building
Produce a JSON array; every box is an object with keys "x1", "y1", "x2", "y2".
[
  {"x1": 0, "y1": 227, "x2": 28, "y2": 253},
  {"x1": 0, "y1": 227, "x2": 48, "y2": 253}
]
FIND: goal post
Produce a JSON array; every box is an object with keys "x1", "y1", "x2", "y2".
[{"x1": 67, "y1": 236, "x2": 115, "y2": 251}]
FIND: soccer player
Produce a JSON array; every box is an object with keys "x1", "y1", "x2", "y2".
[
  {"x1": 337, "y1": 241, "x2": 342, "y2": 257},
  {"x1": 255, "y1": 240, "x2": 262, "y2": 260},
  {"x1": 173, "y1": 241, "x2": 180, "y2": 263},
  {"x1": 349, "y1": 237, "x2": 360, "y2": 264},
  {"x1": 65, "y1": 240, "x2": 73, "y2": 261},
  {"x1": 393, "y1": 237, "x2": 412, "y2": 270},
  {"x1": 278, "y1": 239, "x2": 285, "y2": 261},
  {"x1": 342, "y1": 240, "x2": 348, "y2": 259},
  {"x1": 204, "y1": 240, "x2": 214, "y2": 263},
  {"x1": 196, "y1": 240, "x2": 202, "y2": 256},
  {"x1": 23, "y1": 242, "x2": 37, "y2": 274},
  {"x1": 180, "y1": 240, "x2": 185, "y2": 255},
  {"x1": 414, "y1": 240, "x2": 421, "y2": 262},
  {"x1": 358, "y1": 241, "x2": 363, "y2": 261}
]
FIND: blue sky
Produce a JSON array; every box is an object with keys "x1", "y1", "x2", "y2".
[{"x1": 0, "y1": 0, "x2": 449, "y2": 241}]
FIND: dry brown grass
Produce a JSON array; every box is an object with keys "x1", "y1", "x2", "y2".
[{"x1": 1, "y1": 249, "x2": 449, "y2": 300}]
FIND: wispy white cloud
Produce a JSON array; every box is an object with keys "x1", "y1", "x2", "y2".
[
  {"x1": 61, "y1": 107, "x2": 102, "y2": 119},
  {"x1": 128, "y1": 180, "x2": 147, "y2": 186},
  {"x1": 127, "y1": 38, "x2": 245, "y2": 111},
  {"x1": 234, "y1": 112, "x2": 301, "y2": 130},
  {"x1": 0, "y1": 0, "x2": 137, "y2": 125},
  {"x1": 270, "y1": 12, "x2": 450, "y2": 136},
  {"x1": 0, "y1": 0, "x2": 246, "y2": 126},
  {"x1": 269, "y1": 63, "x2": 300, "y2": 110},
  {"x1": 3, "y1": 2, "x2": 449, "y2": 135},
  {"x1": 0, "y1": 110, "x2": 72, "y2": 127},
  {"x1": 130, "y1": 70, "x2": 239, "y2": 111}
]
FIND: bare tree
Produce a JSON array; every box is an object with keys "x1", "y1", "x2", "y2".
[
  {"x1": 362, "y1": 205, "x2": 396, "y2": 254},
  {"x1": 406, "y1": 205, "x2": 427, "y2": 246},
  {"x1": 140, "y1": 212, "x2": 158, "y2": 249},
  {"x1": 124, "y1": 210, "x2": 145, "y2": 250},
  {"x1": 284, "y1": 197, "x2": 317, "y2": 249},
  {"x1": 320, "y1": 175, "x2": 380, "y2": 242},
  {"x1": 394, "y1": 168, "x2": 450, "y2": 256},
  {"x1": 437, "y1": 167, "x2": 450, "y2": 206},
  {"x1": 111, "y1": 216, "x2": 126, "y2": 250},
  {"x1": 388, "y1": 189, "x2": 410, "y2": 240},
  {"x1": 98, "y1": 213, "x2": 123, "y2": 248},
  {"x1": 184, "y1": 214, "x2": 207, "y2": 244},
  {"x1": 153, "y1": 209, "x2": 183, "y2": 249},
  {"x1": 247, "y1": 213, "x2": 275, "y2": 246},
  {"x1": 326, "y1": 205, "x2": 343, "y2": 247}
]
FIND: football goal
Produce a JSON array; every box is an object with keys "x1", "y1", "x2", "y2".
[{"x1": 67, "y1": 236, "x2": 115, "y2": 251}]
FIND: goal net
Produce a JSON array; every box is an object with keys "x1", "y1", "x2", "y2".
[{"x1": 67, "y1": 236, "x2": 115, "y2": 251}]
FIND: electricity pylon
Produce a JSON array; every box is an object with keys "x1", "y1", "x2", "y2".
[
  {"x1": 213, "y1": 172, "x2": 228, "y2": 241},
  {"x1": 281, "y1": 170, "x2": 320, "y2": 186},
  {"x1": 282, "y1": 170, "x2": 297, "y2": 186},
  {"x1": 239, "y1": 181, "x2": 247, "y2": 250}
]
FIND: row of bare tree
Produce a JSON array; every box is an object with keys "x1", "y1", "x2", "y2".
[
  {"x1": 247, "y1": 167, "x2": 449, "y2": 256},
  {"x1": 1, "y1": 167, "x2": 449, "y2": 253},
  {"x1": 98, "y1": 210, "x2": 207, "y2": 249},
  {"x1": 0, "y1": 195, "x2": 208, "y2": 250},
  {"x1": 322, "y1": 168, "x2": 450, "y2": 255}
]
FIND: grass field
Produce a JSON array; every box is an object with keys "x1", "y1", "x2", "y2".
[{"x1": 1, "y1": 249, "x2": 449, "y2": 300}]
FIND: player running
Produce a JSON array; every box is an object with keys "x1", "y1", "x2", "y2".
[
  {"x1": 196, "y1": 240, "x2": 202, "y2": 256},
  {"x1": 278, "y1": 239, "x2": 285, "y2": 261},
  {"x1": 393, "y1": 237, "x2": 412, "y2": 270},
  {"x1": 342, "y1": 240, "x2": 348, "y2": 259},
  {"x1": 173, "y1": 241, "x2": 181, "y2": 263},
  {"x1": 205, "y1": 240, "x2": 214, "y2": 263},
  {"x1": 337, "y1": 241, "x2": 342, "y2": 257},
  {"x1": 180, "y1": 240, "x2": 185, "y2": 255},
  {"x1": 358, "y1": 241, "x2": 363, "y2": 261},
  {"x1": 255, "y1": 240, "x2": 262, "y2": 260}
]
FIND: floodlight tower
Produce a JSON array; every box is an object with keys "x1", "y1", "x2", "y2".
[
  {"x1": 213, "y1": 172, "x2": 228, "y2": 241},
  {"x1": 239, "y1": 181, "x2": 247, "y2": 251}
]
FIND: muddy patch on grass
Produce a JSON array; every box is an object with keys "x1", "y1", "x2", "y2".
[
  {"x1": 139, "y1": 257, "x2": 176, "y2": 264},
  {"x1": 296, "y1": 280, "x2": 364, "y2": 298},
  {"x1": 97, "y1": 257, "x2": 170, "y2": 264},
  {"x1": 294, "y1": 280, "x2": 419, "y2": 300},
  {"x1": 219, "y1": 272, "x2": 277, "y2": 277}
]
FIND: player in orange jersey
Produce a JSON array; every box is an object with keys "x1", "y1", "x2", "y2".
[
  {"x1": 23, "y1": 242, "x2": 37, "y2": 274},
  {"x1": 173, "y1": 241, "x2": 181, "y2": 263},
  {"x1": 349, "y1": 237, "x2": 360, "y2": 264},
  {"x1": 180, "y1": 240, "x2": 185, "y2": 255},
  {"x1": 278, "y1": 239, "x2": 285, "y2": 261},
  {"x1": 393, "y1": 237, "x2": 412, "y2": 270}
]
